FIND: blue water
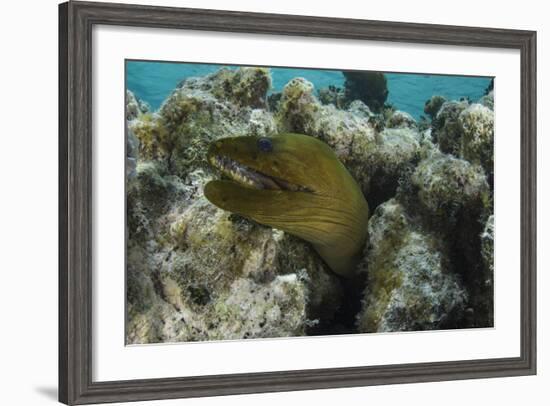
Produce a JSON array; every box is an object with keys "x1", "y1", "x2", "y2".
[{"x1": 126, "y1": 60, "x2": 491, "y2": 119}]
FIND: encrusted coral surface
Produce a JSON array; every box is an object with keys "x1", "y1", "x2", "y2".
[
  {"x1": 459, "y1": 103, "x2": 494, "y2": 178},
  {"x1": 126, "y1": 67, "x2": 494, "y2": 343},
  {"x1": 356, "y1": 199, "x2": 468, "y2": 332},
  {"x1": 411, "y1": 152, "x2": 490, "y2": 220}
]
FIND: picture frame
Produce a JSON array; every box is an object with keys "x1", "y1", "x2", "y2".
[{"x1": 58, "y1": 1, "x2": 537, "y2": 404}]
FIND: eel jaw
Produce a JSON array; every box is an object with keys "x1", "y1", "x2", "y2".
[{"x1": 208, "y1": 154, "x2": 312, "y2": 193}]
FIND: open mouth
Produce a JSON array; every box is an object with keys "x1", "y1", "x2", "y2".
[{"x1": 209, "y1": 155, "x2": 311, "y2": 192}]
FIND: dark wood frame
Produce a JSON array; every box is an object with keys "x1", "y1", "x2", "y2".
[{"x1": 59, "y1": 1, "x2": 537, "y2": 404}]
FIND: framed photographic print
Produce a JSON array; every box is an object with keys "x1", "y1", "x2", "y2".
[{"x1": 59, "y1": 1, "x2": 536, "y2": 404}]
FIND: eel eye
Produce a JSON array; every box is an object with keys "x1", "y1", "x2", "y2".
[{"x1": 257, "y1": 137, "x2": 273, "y2": 153}]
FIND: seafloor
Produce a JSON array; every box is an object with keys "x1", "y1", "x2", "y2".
[{"x1": 125, "y1": 67, "x2": 494, "y2": 344}]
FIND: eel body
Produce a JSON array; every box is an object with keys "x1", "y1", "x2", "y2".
[{"x1": 204, "y1": 133, "x2": 369, "y2": 278}]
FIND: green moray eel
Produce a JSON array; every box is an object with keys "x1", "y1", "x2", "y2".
[{"x1": 204, "y1": 133, "x2": 369, "y2": 278}]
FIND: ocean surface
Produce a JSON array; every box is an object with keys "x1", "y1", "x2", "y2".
[{"x1": 126, "y1": 61, "x2": 492, "y2": 119}]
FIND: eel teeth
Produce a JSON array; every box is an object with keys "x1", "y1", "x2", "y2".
[{"x1": 209, "y1": 155, "x2": 311, "y2": 192}]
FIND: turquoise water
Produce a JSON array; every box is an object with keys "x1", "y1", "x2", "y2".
[{"x1": 126, "y1": 60, "x2": 491, "y2": 119}]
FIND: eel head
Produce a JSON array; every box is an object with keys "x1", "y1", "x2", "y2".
[{"x1": 204, "y1": 133, "x2": 369, "y2": 277}]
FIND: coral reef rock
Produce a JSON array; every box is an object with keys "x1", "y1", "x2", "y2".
[
  {"x1": 430, "y1": 99, "x2": 494, "y2": 181},
  {"x1": 127, "y1": 169, "x2": 343, "y2": 343},
  {"x1": 356, "y1": 199, "x2": 468, "y2": 332},
  {"x1": 386, "y1": 110, "x2": 417, "y2": 129},
  {"x1": 342, "y1": 71, "x2": 389, "y2": 113},
  {"x1": 424, "y1": 95, "x2": 447, "y2": 120},
  {"x1": 318, "y1": 85, "x2": 347, "y2": 109},
  {"x1": 481, "y1": 215, "x2": 494, "y2": 279},
  {"x1": 475, "y1": 214, "x2": 494, "y2": 325},
  {"x1": 276, "y1": 77, "x2": 424, "y2": 202},
  {"x1": 126, "y1": 90, "x2": 148, "y2": 178},
  {"x1": 126, "y1": 66, "x2": 495, "y2": 342},
  {"x1": 478, "y1": 90, "x2": 494, "y2": 110},
  {"x1": 431, "y1": 100, "x2": 469, "y2": 156},
  {"x1": 366, "y1": 127, "x2": 421, "y2": 206},
  {"x1": 458, "y1": 103, "x2": 494, "y2": 178},
  {"x1": 126, "y1": 90, "x2": 150, "y2": 121},
  {"x1": 347, "y1": 100, "x2": 374, "y2": 119},
  {"x1": 410, "y1": 152, "x2": 490, "y2": 222},
  {"x1": 129, "y1": 67, "x2": 276, "y2": 179},
  {"x1": 277, "y1": 77, "x2": 377, "y2": 191}
]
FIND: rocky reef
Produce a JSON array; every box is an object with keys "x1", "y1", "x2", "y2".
[
  {"x1": 356, "y1": 199, "x2": 467, "y2": 332},
  {"x1": 126, "y1": 67, "x2": 494, "y2": 343}
]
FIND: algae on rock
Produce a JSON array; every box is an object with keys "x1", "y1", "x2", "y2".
[
  {"x1": 276, "y1": 77, "x2": 423, "y2": 204},
  {"x1": 458, "y1": 103, "x2": 494, "y2": 178},
  {"x1": 473, "y1": 214, "x2": 494, "y2": 326},
  {"x1": 126, "y1": 89, "x2": 150, "y2": 121},
  {"x1": 125, "y1": 65, "x2": 495, "y2": 342},
  {"x1": 429, "y1": 98, "x2": 494, "y2": 182},
  {"x1": 424, "y1": 95, "x2": 447, "y2": 120},
  {"x1": 432, "y1": 100, "x2": 470, "y2": 156},
  {"x1": 478, "y1": 90, "x2": 494, "y2": 110},
  {"x1": 386, "y1": 110, "x2": 417, "y2": 129},
  {"x1": 127, "y1": 170, "x2": 344, "y2": 343},
  {"x1": 357, "y1": 199, "x2": 468, "y2": 332},
  {"x1": 129, "y1": 67, "x2": 276, "y2": 180},
  {"x1": 410, "y1": 152, "x2": 490, "y2": 222}
]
